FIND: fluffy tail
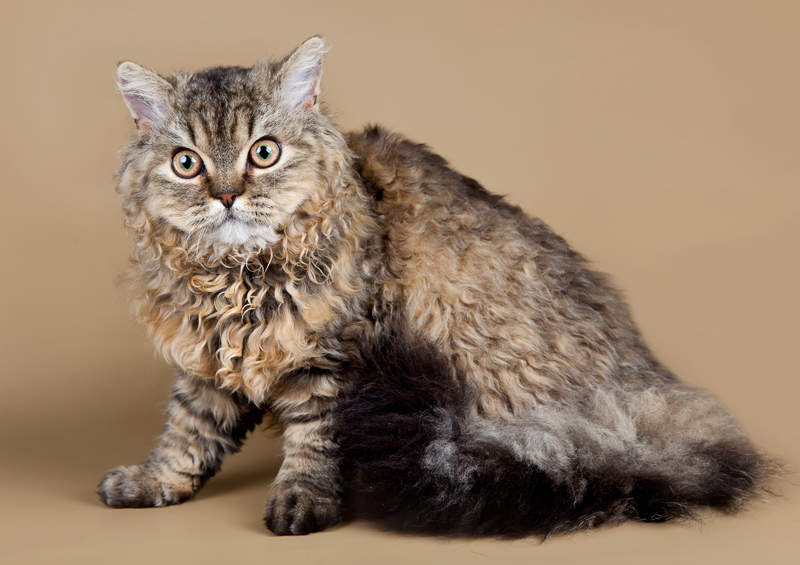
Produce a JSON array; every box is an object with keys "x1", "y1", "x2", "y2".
[{"x1": 334, "y1": 328, "x2": 769, "y2": 537}]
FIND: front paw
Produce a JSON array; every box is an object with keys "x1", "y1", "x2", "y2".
[
  {"x1": 264, "y1": 482, "x2": 342, "y2": 535},
  {"x1": 97, "y1": 464, "x2": 193, "y2": 508}
]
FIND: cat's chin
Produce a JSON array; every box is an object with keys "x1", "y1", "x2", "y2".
[{"x1": 205, "y1": 218, "x2": 280, "y2": 253}]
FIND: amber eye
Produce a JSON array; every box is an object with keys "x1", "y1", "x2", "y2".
[
  {"x1": 248, "y1": 138, "x2": 281, "y2": 168},
  {"x1": 171, "y1": 149, "x2": 203, "y2": 179}
]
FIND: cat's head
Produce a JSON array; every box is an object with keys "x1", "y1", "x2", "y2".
[{"x1": 115, "y1": 36, "x2": 351, "y2": 259}]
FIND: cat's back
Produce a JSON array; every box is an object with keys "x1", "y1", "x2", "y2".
[
  {"x1": 346, "y1": 125, "x2": 602, "y2": 299},
  {"x1": 347, "y1": 125, "x2": 516, "y2": 231},
  {"x1": 347, "y1": 126, "x2": 657, "y2": 413},
  {"x1": 346, "y1": 124, "x2": 543, "y2": 307}
]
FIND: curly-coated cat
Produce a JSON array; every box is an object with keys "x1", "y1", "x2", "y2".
[{"x1": 98, "y1": 36, "x2": 769, "y2": 536}]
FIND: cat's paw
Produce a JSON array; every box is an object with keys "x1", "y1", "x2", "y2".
[
  {"x1": 264, "y1": 482, "x2": 342, "y2": 535},
  {"x1": 97, "y1": 464, "x2": 193, "y2": 508}
]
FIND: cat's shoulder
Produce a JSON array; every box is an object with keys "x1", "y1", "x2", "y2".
[
  {"x1": 345, "y1": 125, "x2": 504, "y2": 209},
  {"x1": 345, "y1": 125, "x2": 447, "y2": 180}
]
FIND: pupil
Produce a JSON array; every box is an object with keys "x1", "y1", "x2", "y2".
[
  {"x1": 257, "y1": 145, "x2": 271, "y2": 160},
  {"x1": 180, "y1": 155, "x2": 193, "y2": 170}
]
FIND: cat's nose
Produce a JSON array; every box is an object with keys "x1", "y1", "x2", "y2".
[{"x1": 215, "y1": 192, "x2": 238, "y2": 209}]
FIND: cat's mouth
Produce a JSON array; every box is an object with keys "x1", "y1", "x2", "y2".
[
  {"x1": 202, "y1": 208, "x2": 278, "y2": 248},
  {"x1": 214, "y1": 208, "x2": 252, "y2": 227}
]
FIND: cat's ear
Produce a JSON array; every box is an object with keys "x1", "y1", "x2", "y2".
[
  {"x1": 276, "y1": 36, "x2": 328, "y2": 112},
  {"x1": 115, "y1": 61, "x2": 174, "y2": 133}
]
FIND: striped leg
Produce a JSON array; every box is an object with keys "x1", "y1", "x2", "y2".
[
  {"x1": 98, "y1": 372, "x2": 263, "y2": 508},
  {"x1": 264, "y1": 375, "x2": 342, "y2": 535}
]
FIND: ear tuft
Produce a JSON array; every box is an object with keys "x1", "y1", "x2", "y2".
[
  {"x1": 278, "y1": 36, "x2": 328, "y2": 112},
  {"x1": 115, "y1": 61, "x2": 174, "y2": 132}
]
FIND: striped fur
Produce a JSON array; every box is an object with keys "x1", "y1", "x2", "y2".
[
  {"x1": 99, "y1": 37, "x2": 770, "y2": 537},
  {"x1": 98, "y1": 372, "x2": 263, "y2": 507},
  {"x1": 265, "y1": 369, "x2": 344, "y2": 534}
]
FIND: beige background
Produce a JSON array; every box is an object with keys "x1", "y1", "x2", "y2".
[{"x1": 1, "y1": 1, "x2": 798, "y2": 563}]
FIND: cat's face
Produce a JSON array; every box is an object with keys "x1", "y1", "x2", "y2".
[{"x1": 116, "y1": 37, "x2": 345, "y2": 254}]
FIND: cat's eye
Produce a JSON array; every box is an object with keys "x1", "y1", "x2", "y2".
[
  {"x1": 171, "y1": 149, "x2": 203, "y2": 179},
  {"x1": 248, "y1": 138, "x2": 281, "y2": 168}
]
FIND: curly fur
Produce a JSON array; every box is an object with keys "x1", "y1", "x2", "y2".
[
  {"x1": 336, "y1": 324, "x2": 767, "y2": 536},
  {"x1": 99, "y1": 36, "x2": 770, "y2": 537}
]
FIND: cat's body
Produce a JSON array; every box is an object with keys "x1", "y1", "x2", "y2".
[{"x1": 99, "y1": 37, "x2": 767, "y2": 536}]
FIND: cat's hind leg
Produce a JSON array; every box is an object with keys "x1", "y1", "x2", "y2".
[
  {"x1": 334, "y1": 328, "x2": 772, "y2": 536},
  {"x1": 98, "y1": 372, "x2": 263, "y2": 508}
]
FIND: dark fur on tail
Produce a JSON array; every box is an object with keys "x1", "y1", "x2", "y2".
[{"x1": 335, "y1": 326, "x2": 767, "y2": 537}]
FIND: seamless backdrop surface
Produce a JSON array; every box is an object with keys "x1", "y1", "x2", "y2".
[{"x1": 0, "y1": 2, "x2": 798, "y2": 564}]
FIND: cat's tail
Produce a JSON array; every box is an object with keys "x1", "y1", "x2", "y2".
[{"x1": 334, "y1": 326, "x2": 772, "y2": 537}]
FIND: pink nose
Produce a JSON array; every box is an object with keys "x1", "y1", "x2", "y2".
[{"x1": 216, "y1": 192, "x2": 237, "y2": 209}]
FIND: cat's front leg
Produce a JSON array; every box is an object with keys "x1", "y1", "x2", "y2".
[
  {"x1": 265, "y1": 382, "x2": 342, "y2": 535},
  {"x1": 98, "y1": 372, "x2": 263, "y2": 508}
]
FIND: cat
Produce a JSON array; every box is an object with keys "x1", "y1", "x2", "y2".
[{"x1": 98, "y1": 36, "x2": 769, "y2": 537}]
